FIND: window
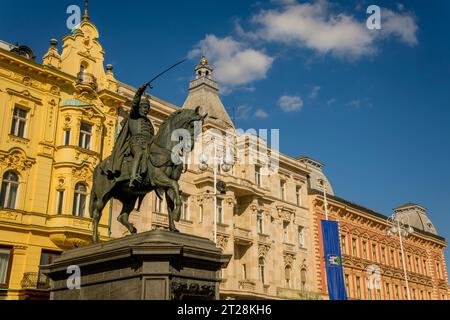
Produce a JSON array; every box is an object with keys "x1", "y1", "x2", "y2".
[
  {"x1": 10, "y1": 106, "x2": 28, "y2": 138},
  {"x1": 242, "y1": 264, "x2": 247, "y2": 280},
  {"x1": 199, "y1": 205, "x2": 204, "y2": 223},
  {"x1": 280, "y1": 180, "x2": 286, "y2": 201},
  {"x1": 259, "y1": 257, "x2": 265, "y2": 284},
  {"x1": 367, "y1": 281, "x2": 372, "y2": 300},
  {"x1": 372, "y1": 244, "x2": 377, "y2": 262},
  {"x1": 283, "y1": 221, "x2": 289, "y2": 243},
  {"x1": 39, "y1": 250, "x2": 60, "y2": 288},
  {"x1": 72, "y1": 183, "x2": 87, "y2": 217},
  {"x1": 423, "y1": 259, "x2": 428, "y2": 276},
  {"x1": 390, "y1": 249, "x2": 395, "y2": 266},
  {"x1": 381, "y1": 247, "x2": 386, "y2": 264},
  {"x1": 154, "y1": 195, "x2": 163, "y2": 213},
  {"x1": 362, "y1": 241, "x2": 367, "y2": 259},
  {"x1": 412, "y1": 288, "x2": 416, "y2": 300},
  {"x1": 285, "y1": 266, "x2": 291, "y2": 288},
  {"x1": 415, "y1": 257, "x2": 420, "y2": 274},
  {"x1": 0, "y1": 171, "x2": 19, "y2": 209},
  {"x1": 385, "y1": 283, "x2": 391, "y2": 300},
  {"x1": 257, "y1": 211, "x2": 264, "y2": 234},
  {"x1": 298, "y1": 226, "x2": 305, "y2": 248},
  {"x1": 79, "y1": 122, "x2": 92, "y2": 150},
  {"x1": 64, "y1": 130, "x2": 71, "y2": 146},
  {"x1": 56, "y1": 190, "x2": 64, "y2": 215},
  {"x1": 344, "y1": 274, "x2": 350, "y2": 297},
  {"x1": 420, "y1": 290, "x2": 424, "y2": 300},
  {"x1": 428, "y1": 292, "x2": 432, "y2": 300},
  {"x1": 255, "y1": 166, "x2": 261, "y2": 187},
  {"x1": 436, "y1": 263, "x2": 442, "y2": 279},
  {"x1": 407, "y1": 255, "x2": 412, "y2": 272},
  {"x1": 0, "y1": 248, "x2": 11, "y2": 287},
  {"x1": 395, "y1": 285, "x2": 400, "y2": 300},
  {"x1": 341, "y1": 235, "x2": 347, "y2": 254},
  {"x1": 399, "y1": 252, "x2": 403, "y2": 267},
  {"x1": 352, "y1": 238, "x2": 358, "y2": 256},
  {"x1": 216, "y1": 198, "x2": 223, "y2": 224},
  {"x1": 296, "y1": 186, "x2": 301, "y2": 207},
  {"x1": 181, "y1": 195, "x2": 189, "y2": 221},
  {"x1": 300, "y1": 268, "x2": 307, "y2": 291},
  {"x1": 356, "y1": 276, "x2": 361, "y2": 299}
]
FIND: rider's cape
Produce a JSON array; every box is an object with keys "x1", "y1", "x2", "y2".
[{"x1": 100, "y1": 116, "x2": 131, "y2": 179}]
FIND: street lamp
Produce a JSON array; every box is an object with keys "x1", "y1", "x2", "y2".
[
  {"x1": 198, "y1": 138, "x2": 233, "y2": 245},
  {"x1": 386, "y1": 212, "x2": 414, "y2": 300},
  {"x1": 318, "y1": 179, "x2": 329, "y2": 220}
]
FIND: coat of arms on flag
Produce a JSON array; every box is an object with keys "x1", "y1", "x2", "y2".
[{"x1": 327, "y1": 254, "x2": 341, "y2": 266}]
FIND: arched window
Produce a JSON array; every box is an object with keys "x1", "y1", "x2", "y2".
[
  {"x1": 285, "y1": 266, "x2": 291, "y2": 288},
  {"x1": 72, "y1": 183, "x2": 88, "y2": 217},
  {"x1": 259, "y1": 257, "x2": 265, "y2": 284},
  {"x1": 0, "y1": 171, "x2": 19, "y2": 209},
  {"x1": 301, "y1": 268, "x2": 307, "y2": 291}
]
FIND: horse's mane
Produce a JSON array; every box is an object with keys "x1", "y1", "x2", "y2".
[{"x1": 155, "y1": 109, "x2": 191, "y2": 137}]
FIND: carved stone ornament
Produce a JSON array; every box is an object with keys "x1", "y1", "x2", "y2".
[
  {"x1": 171, "y1": 279, "x2": 215, "y2": 300},
  {"x1": 284, "y1": 252, "x2": 296, "y2": 266},
  {"x1": 0, "y1": 150, "x2": 35, "y2": 172},
  {"x1": 258, "y1": 244, "x2": 271, "y2": 258}
]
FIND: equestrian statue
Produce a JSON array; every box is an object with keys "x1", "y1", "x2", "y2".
[{"x1": 89, "y1": 81, "x2": 205, "y2": 243}]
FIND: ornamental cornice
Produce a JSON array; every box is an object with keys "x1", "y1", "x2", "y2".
[{"x1": 6, "y1": 88, "x2": 42, "y2": 104}]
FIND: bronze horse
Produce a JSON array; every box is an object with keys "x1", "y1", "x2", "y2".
[{"x1": 89, "y1": 107, "x2": 205, "y2": 243}]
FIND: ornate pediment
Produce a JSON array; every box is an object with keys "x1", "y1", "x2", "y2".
[
  {"x1": 0, "y1": 148, "x2": 35, "y2": 172},
  {"x1": 276, "y1": 205, "x2": 295, "y2": 222}
]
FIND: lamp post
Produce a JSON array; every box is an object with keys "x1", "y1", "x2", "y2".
[
  {"x1": 318, "y1": 179, "x2": 329, "y2": 220},
  {"x1": 198, "y1": 137, "x2": 233, "y2": 245},
  {"x1": 386, "y1": 212, "x2": 414, "y2": 300}
]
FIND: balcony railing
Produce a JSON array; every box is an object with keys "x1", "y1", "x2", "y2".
[
  {"x1": 277, "y1": 287, "x2": 322, "y2": 300},
  {"x1": 21, "y1": 272, "x2": 50, "y2": 290},
  {"x1": 238, "y1": 280, "x2": 256, "y2": 291},
  {"x1": 76, "y1": 71, "x2": 98, "y2": 90},
  {"x1": 233, "y1": 226, "x2": 253, "y2": 246}
]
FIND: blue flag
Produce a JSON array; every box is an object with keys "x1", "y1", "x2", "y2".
[{"x1": 321, "y1": 220, "x2": 347, "y2": 300}]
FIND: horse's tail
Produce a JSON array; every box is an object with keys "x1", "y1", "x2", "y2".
[{"x1": 89, "y1": 165, "x2": 101, "y2": 218}]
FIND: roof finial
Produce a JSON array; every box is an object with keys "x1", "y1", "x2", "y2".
[
  {"x1": 83, "y1": 0, "x2": 89, "y2": 21},
  {"x1": 199, "y1": 48, "x2": 208, "y2": 66}
]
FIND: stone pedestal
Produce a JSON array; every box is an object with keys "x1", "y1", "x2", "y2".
[{"x1": 41, "y1": 230, "x2": 231, "y2": 300}]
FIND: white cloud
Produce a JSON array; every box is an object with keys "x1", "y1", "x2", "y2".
[
  {"x1": 188, "y1": 35, "x2": 274, "y2": 89},
  {"x1": 245, "y1": 0, "x2": 418, "y2": 58},
  {"x1": 309, "y1": 85, "x2": 321, "y2": 98},
  {"x1": 255, "y1": 109, "x2": 269, "y2": 118},
  {"x1": 278, "y1": 95, "x2": 304, "y2": 112},
  {"x1": 380, "y1": 8, "x2": 418, "y2": 46},
  {"x1": 348, "y1": 99, "x2": 361, "y2": 109},
  {"x1": 327, "y1": 98, "x2": 337, "y2": 105}
]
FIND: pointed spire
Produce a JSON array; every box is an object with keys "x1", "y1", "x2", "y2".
[{"x1": 82, "y1": 0, "x2": 90, "y2": 21}]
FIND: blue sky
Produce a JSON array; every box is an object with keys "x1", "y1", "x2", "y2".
[{"x1": 1, "y1": 1, "x2": 450, "y2": 270}]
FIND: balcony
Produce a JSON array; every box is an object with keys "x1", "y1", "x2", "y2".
[
  {"x1": 76, "y1": 71, "x2": 98, "y2": 91},
  {"x1": 152, "y1": 212, "x2": 169, "y2": 230},
  {"x1": 277, "y1": 287, "x2": 322, "y2": 300},
  {"x1": 233, "y1": 226, "x2": 253, "y2": 246},
  {"x1": 238, "y1": 280, "x2": 256, "y2": 291},
  {"x1": 21, "y1": 272, "x2": 50, "y2": 290}
]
